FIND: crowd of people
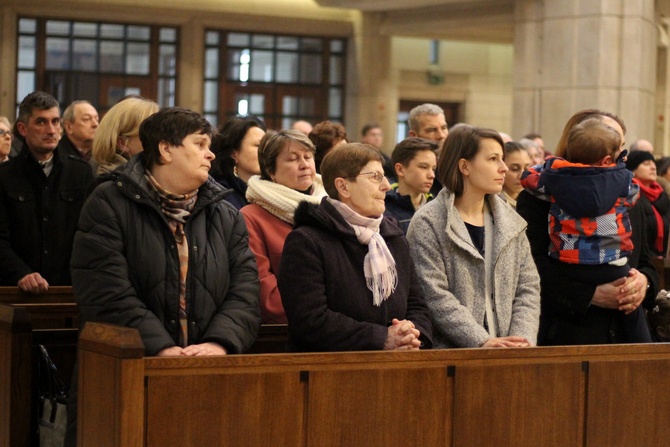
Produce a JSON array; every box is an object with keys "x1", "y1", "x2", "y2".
[
  {"x1": 4, "y1": 92, "x2": 670, "y2": 347},
  {"x1": 4, "y1": 91, "x2": 670, "y2": 443}
]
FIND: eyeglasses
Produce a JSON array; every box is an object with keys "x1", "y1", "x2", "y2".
[
  {"x1": 351, "y1": 171, "x2": 385, "y2": 183},
  {"x1": 0, "y1": 130, "x2": 12, "y2": 139}
]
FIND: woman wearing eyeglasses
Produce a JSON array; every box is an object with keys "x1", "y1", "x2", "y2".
[
  {"x1": 240, "y1": 129, "x2": 327, "y2": 324},
  {"x1": 407, "y1": 126, "x2": 540, "y2": 348},
  {"x1": 0, "y1": 117, "x2": 12, "y2": 164},
  {"x1": 277, "y1": 143, "x2": 433, "y2": 352}
]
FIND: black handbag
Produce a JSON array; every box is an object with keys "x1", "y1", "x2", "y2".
[{"x1": 37, "y1": 344, "x2": 69, "y2": 447}]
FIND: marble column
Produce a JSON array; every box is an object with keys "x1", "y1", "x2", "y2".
[
  {"x1": 346, "y1": 12, "x2": 397, "y2": 155},
  {"x1": 513, "y1": 0, "x2": 656, "y2": 152}
]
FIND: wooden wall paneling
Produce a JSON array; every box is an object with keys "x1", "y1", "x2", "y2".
[
  {"x1": 145, "y1": 371, "x2": 305, "y2": 446},
  {"x1": 305, "y1": 367, "x2": 451, "y2": 447},
  {"x1": 77, "y1": 323, "x2": 145, "y2": 447},
  {"x1": 0, "y1": 305, "x2": 32, "y2": 447},
  {"x1": 586, "y1": 359, "x2": 670, "y2": 447},
  {"x1": 452, "y1": 362, "x2": 586, "y2": 447}
]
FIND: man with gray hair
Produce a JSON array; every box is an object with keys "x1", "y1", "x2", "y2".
[
  {"x1": 408, "y1": 103, "x2": 448, "y2": 195},
  {"x1": 0, "y1": 91, "x2": 93, "y2": 292},
  {"x1": 408, "y1": 103, "x2": 449, "y2": 152},
  {"x1": 59, "y1": 100, "x2": 99, "y2": 161},
  {"x1": 630, "y1": 139, "x2": 654, "y2": 154}
]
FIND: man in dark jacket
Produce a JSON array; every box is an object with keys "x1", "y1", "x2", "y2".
[{"x1": 0, "y1": 91, "x2": 93, "y2": 292}]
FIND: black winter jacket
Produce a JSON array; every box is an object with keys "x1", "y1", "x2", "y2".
[
  {"x1": 637, "y1": 190, "x2": 670, "y2": 257},
  {"x1": 0, "y1": 148, "x2": 93, "y2": 285},
  {"x1": 71, "y1": 155, "x2": 260, "y2": 355},
  {"x1": 278, "y1": 198, "x2": 432, "y2": 352}
]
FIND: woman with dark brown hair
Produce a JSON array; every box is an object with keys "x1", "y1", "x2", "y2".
[
  {"x1": 309, "y1": 120, "x2": 347, "y2": 173},
  {"x1": 407, "y1": 126, "x2": 540, "y2": 348}
]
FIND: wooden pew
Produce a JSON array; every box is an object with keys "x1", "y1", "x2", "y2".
[
  {"x1": 78, "y1": 322, "x2": 670, "y2": 447},
  {"x1": 0, "y1": 286, "x2": 288, "y2": 447},
  {"x1": 0, "y1": 287, "x2": 79, "y2": 447}
]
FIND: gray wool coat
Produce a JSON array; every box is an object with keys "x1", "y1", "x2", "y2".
[{"x1": 407, "y1": 188, "x2": 540, "y2": 348}]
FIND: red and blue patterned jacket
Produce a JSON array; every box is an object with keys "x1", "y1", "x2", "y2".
[{"x1": 520, "y1": 157, "x2": 639, "y2": 265}]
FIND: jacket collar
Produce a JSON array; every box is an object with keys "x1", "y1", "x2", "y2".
[
  {"x1": 294, "y1": 197, "x2": 404, "y2": 239},
  {"x1": 105, "y1": 154, "x2": 227, "y2": 213},
  {"x1": 439, "y1": 188, "x2": 527, "y2": 261}
]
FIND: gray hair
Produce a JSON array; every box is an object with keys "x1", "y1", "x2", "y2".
[
  {"x1": 62, "y1": 100, "x2": 92, "y2": 125},
  {"x1": 518, "y1": 138, "x2": 539, "y2": 151},
  {"x1": 408, "y1": 103, "x2": 445, "y2": 132}
]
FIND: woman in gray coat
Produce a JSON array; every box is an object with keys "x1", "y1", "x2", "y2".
[{"x1": 407, "y1": 126, "x2": 540, "y2": 348}]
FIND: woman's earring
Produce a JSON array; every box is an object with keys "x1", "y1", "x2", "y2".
[{"x1": 233, "y1": 164, "x2": 239, "y2": 177}]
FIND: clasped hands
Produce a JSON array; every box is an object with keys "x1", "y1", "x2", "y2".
[
  {"x1": 384, "y1": 318, "x2": 422, "y2": 350},
  {"x1": 592, "y1": 268, "x2": 647, "y2": 315},
  {"x1": 157, "y1": 342, "x2": 227, "y2": 357}
]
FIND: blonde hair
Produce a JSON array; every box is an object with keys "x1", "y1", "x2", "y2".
[
  {"x1": 92, "y1": 98, "x2": 159, "y2": 165},
  {"x1": 0, "y1": 116, "x2": 11, "y2": 128}
]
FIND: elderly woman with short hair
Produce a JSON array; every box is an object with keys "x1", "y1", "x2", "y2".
[
  {"x1": 241, "y1": 129, "x2": 327, "y2": 323},
  {"x1": 278, "y1": 143, "x2": 432, "y2": 352}
]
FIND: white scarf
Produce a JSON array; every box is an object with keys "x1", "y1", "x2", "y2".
[
  {"x1": 328, "y1": 198, "x2": 397, "y2": 306},
  {"x1": 246, "y1": 175, "x2": 327, "y2": 224}
]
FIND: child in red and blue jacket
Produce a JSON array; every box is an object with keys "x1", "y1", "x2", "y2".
[{"x1": 521, "y1": 118, "x2": 651, "y2": 342}]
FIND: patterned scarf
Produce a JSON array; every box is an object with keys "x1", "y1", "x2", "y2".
[
  {"x1": 246, "y1": 174, "x2": 327, "y2": 224},
  {"x1": 145, "y1": 171, "x2": 198, "y2": 347},
  {"x1": 328, "y1": 198, "x2": 397, "y2": 306},
  {"x1": 634, "y1": 178, "x2": 665, "y2": 254}
]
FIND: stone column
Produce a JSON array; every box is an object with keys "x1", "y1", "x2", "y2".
[
  {"x1": 513, "y1": 0, "x2": 656, "y2": 151},
  {"x1": 347, "y1": 12, "x2": 397, "y2": 155}
]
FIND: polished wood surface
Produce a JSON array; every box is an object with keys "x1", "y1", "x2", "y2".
[
  {"x1": 77, "y1": 322, "x2": 670, "y2": 447},
  {"x1": 0, "y1": 287, "x2": 290, "y2": 447}
]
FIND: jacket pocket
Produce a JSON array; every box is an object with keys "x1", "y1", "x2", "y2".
[
  {"x1": 6, "y1": 190, "x2": 35, "y2": 203},
  {"x1": 59, "y1": 190, "x2": 84, "y2": 203}
]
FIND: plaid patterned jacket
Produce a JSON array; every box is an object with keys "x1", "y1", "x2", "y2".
[{"x1": 520, "y1": 157, "x2": 639, "y2": 265}]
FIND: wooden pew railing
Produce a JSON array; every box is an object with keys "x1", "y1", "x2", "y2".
[
  {"x1": 79, "y1": 322, "x2": 670, "y2": 447},
  {"x1": 0, "y1": 287, "x2": 78, "y2": 447},
  {"x1": 0, "y1": 286, "x2": 288, "y2": 447}
]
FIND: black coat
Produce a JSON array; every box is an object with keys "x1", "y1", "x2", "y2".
[
  {"x1": 71, "y1": 155, "x2": 261, "y2": 355},
  {"x1": 517, "y1": 190, "x2": 658, "y2": 345},
  {"x1": 636, "y1": 190, "x2": 670, "y2": 257},
  {"x1": 278, "y1": 198, "x2": 433, "y2": 352},
  {"x1": 0, "y1": 148, "x2": 93, "y2": 285}
]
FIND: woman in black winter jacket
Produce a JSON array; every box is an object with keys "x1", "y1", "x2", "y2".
[{"x1": 71, "y1": 107, "x2": 261, "y2": 356}]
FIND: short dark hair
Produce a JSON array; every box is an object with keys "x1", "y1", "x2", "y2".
[
  {"x1": 503, "y1": 141, "x2": 527, "y2": 161},
  {"x1": 321, "y1": 143, "x2": 384, "y2": 199},
  {"x1": 391, "y1": 137, "x2": 438, "y2": 168},
  {"x1": 437, "y1": 125, "x2": 504, "y2": 197},
  {"x1": 210, "y1": 116, "x2": 266, "y2": 178},
  {"x1": 565, "y1": 118, "x2": 621, "y2": 164},
  {"x1": 361, "y1": 123, "x2": 380, "y2": 137},
  {"x1": 17, "y1": 91, "x2": 60, "y2": 125},
  {"x1": 258, "y1": 129, "x2": 314, "y2": 181},
  {"x1": 309, "y1": 121, "x2": 347, "y2": 172},
  {"x1": 139, "y1": 107, "x2": 213, "y2": 170}
]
